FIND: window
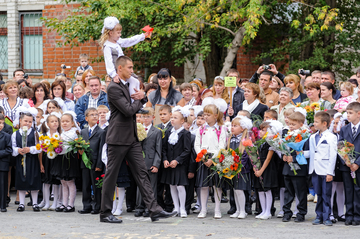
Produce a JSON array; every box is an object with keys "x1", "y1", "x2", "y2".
[
  {"x1": 0, "y1": 13, "x2": 7, "y2": 71},
  {"x1": 20, "y1": 12, "x2": 43, "y2": 72}
]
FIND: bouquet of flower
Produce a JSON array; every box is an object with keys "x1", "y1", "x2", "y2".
[
  {"x1": 37, "y1": 133, "x2": 63, "y2": 159},
  {"x1": 95, "y1": 174, "x2": 105, "y2": 188},
  {"x1": 283, "y1": 126, "x2": 311, "y2": 165},
  {"x1": 296, "y1": 102, "x2": 321, "y2": 125},
  {"x1": 195, "y1": 149, "x2": 214, "y2": 163},
  {"x1": 21, "y1": 126, "x2": 28, "y2": 176},
  {"x1": 338, "y1": 140, "x2": 358, "y2": 184},
  {"x1": 211, "y1": 148, "x2": 243, "y2": 180},
  {"x1": 137, "y1": 123, "x2": 147, "y2": 141},
  {"x1": 65, "y1": 136, "x2": 92, "y2": 169}
]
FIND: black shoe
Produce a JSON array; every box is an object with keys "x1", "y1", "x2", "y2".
[
  {"x1": 227, "y1": 207, "x2": 236, "y2": 215},
  {"x1": 56, "y1": 205, "x2": 66, "y2": 212},
  {"x1": 271, "y1": 207, "x2": 276, "y2": 217},
  {"x1": 1, "y1": 208, "x2": 7, "y2": 212},
  {"x1": 345, "y1": 220, "x2": 352, "y2": 226},
  {"x1": 245, "y1": 208, "x2": 252, "y2": 215},
  {"x1": 91, "y1": 210, "x2": 100, "y2": 214},
  {"x1": 27, "y1": 201, "x2": 32, "y2": 206},
  {"x1": 282, "y1": 215, "x2": 292, "y2": 222},
  {"x1": 126, "y1": 207, "x2": 135, "y2": 213},
  {"x1": 50, "y1": 195, "x2": 54, "y2": 201},
  {"x1": 134, "y1": 211, "x2": 144, "y2": 217},
  {"x1": 78, "y1": 209, "x2": 92, "y2": 214},
  {"x1": 143, "y1": 211, "x2": 150, "y2": 217},
  {"x1": 221, "y1": 197, "x2": 229, "y2": 203},
  {"x1": 64, "y1": 206, "x2": 75, "y2": 212},
  {"x1": 211, "y1": 196, "x2": 215, "y2": 203},
  {"x1": 33, "y1": 204, "x2": 40, "y2": 212},
  {"x1": 15, "y1": 201, "x2": 20, "y2": 205},
  {"x1": 186, "y1": 209, "x2": 190, "y2": 215},
  {"x1": 137, "y1": 109, "x2": 149, "y2": 114},
  {"x1": 338, "y1": 215, "x2": 346, "y2": 222},
  {"x1": 150, "y1": 210, "x2": 177, "y2": 222},
  {"x1": 353, "y1": 220, "x2": 360, "y2": 226},
  {"x1": 100, "y1": 215, "x2": 123, "y2": 223},
  {"x1": 294, "y1": 215, "x2": 305, "y2": 223},
  {"x1": 17, "y1": 204, "x2": 25, "y2": 212},
  {"x1": 6, "y1": 196, "x2": 10, "y2": 204}
]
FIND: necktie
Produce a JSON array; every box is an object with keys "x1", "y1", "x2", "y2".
[
  {"x1": 89, "y1": 129, "x2": 92, "y2": 138},
  {"x1": 125, "y1": 82, "x2": 130, "y2": 89},
  {"x1": 353, "y1": 126, "x2": 357, "y2": 138}
]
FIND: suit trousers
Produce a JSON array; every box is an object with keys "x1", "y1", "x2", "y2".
[
  {"x1": 185, "y1": 176, "x2": 195, "y2": 211},
  {"x1": 126, "y1": 167, "x2": 137, "y2": 210},
  {"x1": 312, "y1": 173, "x2": 332, "y2": 221},
  {"x1": 0, "y1": 171, "x2": 8, "y2": 209},
  {"x1": 101, "y1": 142, "x2": 163, "y2": 217},
  {"x1": 342, "y1": 171, "x2": 360, "y2": 221},
  {"x1": 136, "y1": 171, "x2": 157, "y2": 212},
  {"x1": 283, "y1": 175, "x2": 308, "y2": 217},
  {"x1": 81, "y1": 168, "x2": 101, "y2": 211}
]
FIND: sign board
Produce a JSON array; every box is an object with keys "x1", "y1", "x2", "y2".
[{"x1": 224, "y1": 77, "x2": 237, "y2": 87}]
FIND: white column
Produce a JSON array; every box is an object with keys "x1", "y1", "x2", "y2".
[{"x1": 7, "y1": 0, "x2": 19, "y2": 79}]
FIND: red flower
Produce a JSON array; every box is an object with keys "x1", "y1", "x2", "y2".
[
  {"x1": 101, "y1": 174, "x2": 105, "y2": 178},
  {"x1": 96, "y1": 177, "x2": 99, "y2": 181},
  {"x1": 219, "y1": 154, "x2": 225, "y2": 163},
  {"x1": 324, "y1": 109, "x2": 328, "y2": 112},
  {"x1": 234, "y1": 155, "x2": 240, "y2": 163}
]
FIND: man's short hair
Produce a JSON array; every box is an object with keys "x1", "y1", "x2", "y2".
[
  {"x1": 347, "y1": 102, "x2": 360, "y2": 113},
  {"x1": 85, "y1": 108, "x2": 98, "y2": 117},
  {"x1": 264, "y1": 109, "x2": 278, "y2": 120},
  {"x1": 311, "y1": 70, "x2": 322, "y2": 76},
  {"x1": 260, "y1": 71, "x2": 274, "y2": 78},
  {"x1": 88, "y1": 76, "x2": 101, "y2": 84},
  {"x1": 143, "y1": 107, "x2": 155, "y2": 116},
  {"x1": 288, "y1": 112, "x2": 305, "y2": 124},
  {"x1": 116, "y1": 56, "x2": 133, "y2": 69},
  {"x1": 13, "y1": 69, "x2": 25, "y2": 77},
  {"x1": 227, "y1": 68, "x2": 240, "y2": 78},
  {"x1": 159, "y1": 104, "x2": 172, "y2": 113},
  {"x1": 314, "y1": 111, "x2": 331, "y2": 127},
  {"x1": 322, "y1": 71, "x2": 335, "y2": 81}
]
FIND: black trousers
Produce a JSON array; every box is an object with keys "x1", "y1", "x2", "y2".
[
  {"x1": 283, "y1": 175, "x2": 308, "y2": 217},
  {"x1": 342, "y1": 171, "x2": 360, "y2": 221},
  {"x1": 81, "y1": 168, "x2": 101, "y2": 211},
  {"x1": 0, "y1": 171, "x2": 8, "y2": 209},
  {"x1": 185, "y1": 176, "x2": 195, "y2": 211},
  {"x1": 126, "y1": 167, "x2": 137, "y2": 210}
]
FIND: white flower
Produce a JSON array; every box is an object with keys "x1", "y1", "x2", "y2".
[
  {"x1": 22, "y1": 126, "x2": 28, "y2": 132},
  {"x1": 44, "y1": 139, "x2": 51, "y2": 146},
  {"x1": 53, "y1": 133, "x2": 60, "y2": 140},
  {"x1": 47, "y1": 151, "x2": 56, "y2": 159}
]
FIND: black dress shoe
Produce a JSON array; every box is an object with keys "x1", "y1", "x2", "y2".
[
  {"x1": 227, "y1": 207, "x2": 236, "y2": 215},
  {"x1": 345, "y1": 220, "x2": 352, "y2": 226},
  {"x1": 33, "y1": 204, "x2": 40, "y2": 212},
  {"x1": 56, "y1": 205, "x2": 66, "y2": 212},
  {"x1": 27, "y1": 201, "x2": 32, "y2": 206},
  {"x1": 91, "y1": 210, "x2": 100, "y2": 214},
  {"x1": 134, "y1": 211, "x2": 144, "y2": 217},
  {"x1": 282, "y1": 215, "x2": 292, "y2": 222},
  {"x1": 294, "y1": 215, "x2": 305, "y2": 222},
  {"x1": 78, "y1": 209, "x2": 92, "y2": 214},
  {"x1": 6, "y1": 196, "x2": 10, "y2": 204},
  {"x1": 64, "y1": 206, "x2": 75, "y2": 212},
  {"x1": 126, "y1": 207, "x2": 135, "y2": 213},
  {"x1": 143, "y1": 211, "x2": 150, "y2": 217},
  {"x1": 151, "y1": 210, "x2": 177, "y2": 222},
  {"x1": 100, "y1": 215, "x2": 123, "y2": 223},
  {"x1": 221, "y1": 197, "x2": 229, "y2": 203},
  {"x1": 15, "y1": 201, "x2": 20, "y2": 205},
  {"x1": 17, "y1": 204, "x2": 25, "y2": 212},
  {"x1": 1, "y1": 208, "x2": 7, "y2": 212},
  {"x1": 337, "y1": 216, "x2": 346, "y2": 222},
  {"x1": 353, "y1": 220, "x2": 360, "y2": 226}
]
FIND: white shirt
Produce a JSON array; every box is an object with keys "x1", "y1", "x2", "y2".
[
  {"x1": 351, "y1": 121, "x2": 360, "y2": 135},
  {"x1": 194, "y1": 123, "x2": 227, "y2": 157},
  {"x1": 88, "y1": 124, "x2": 97, "y2": 136},
  {"x1": 99, "y1": 121, "x2": 109, "y2": 130},
  {"x1": 0, "y1": 97, "x2": 30, "y2": 121},
  {"x1": 11, "y1": 128, "x2": 42, "y2": 157},
  {"x1": 88, "y1": 93, "x2": 99, "y2": 109},
  {"x1": 60, "y1": 127, "x2": 78, "y2": 155},
  {"x1": 163, "y1": 121, "x2": 171, "y2": 129},
  {"x1": 143, "y1": 124, "x2": 152, "y2": 135}
]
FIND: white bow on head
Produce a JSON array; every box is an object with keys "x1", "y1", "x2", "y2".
[
  {"x1": 13, "y1": 106, "x2": 38, "y2": 127},
  {"x1": 63, "y1": 111, "x2": 81, "y2": 132},
  {"x1": 234, "y1": 115, "x2": 253, "y2": 130},
  {"x1": 191, "y1": 105, "x2": 203, "y2": 117},
  {"x1": 266, "y1": 119, "x2": 284, "y2": 135},
  {"x1": 294, "y1": 107, "x2": 307, "y2": 118},
  {"x1": 172, "y1": 106, "x2": 190, "y2": 118},
  {"x1": 201, "y1": 97, "x2": 228, "y2": 113},
  {"x1": 101, "y1": 16, "x2": 120, "y2": 34}
]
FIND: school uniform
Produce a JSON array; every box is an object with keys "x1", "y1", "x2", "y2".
[
  {"x1": 0, "y1": 131, "x2": 12, "y2": 209},
  {"x1": 12, "y1": 128, "x2": 42, "y2": 191},
  {"x1": 135, "y1": 124, "x2": 162, "y2": 214},
  {"x1": 338, "y1": 122, "x2": 360, "y2": 223},
  {"x1": 41, "y1": 132, "x2": 61, "y2": 186},
  {"x1": 3, "y1": 123, "x2": 13, "y2": 136},
  {"x1": 305, "y1": 130, "x2": 337, "y2": 222},
  {"x1": 80, "y1": 125, "x2": 105, "y2": 213},
  {"x1": 161, "y1": 128, "x2": 191, "y2": 186}
]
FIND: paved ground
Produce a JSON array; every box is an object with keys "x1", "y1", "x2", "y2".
[{"x1": 0, "y1": 192, "x2": 357, "y2": 239}]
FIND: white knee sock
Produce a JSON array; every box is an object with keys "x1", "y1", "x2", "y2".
[
  {"x1": 170, "y1": 185, "x2": 180, "y2": 213},
  {"x1": 112, "y1": 187, "x2": 118, "y2": 213},
  {"x1": 68, "y1": 180, "x2": 77, "y2": 207},
  {"x1": 258, "y1": 191, "x2": 266, "y2": 217},
  {"x1": 19, "y1": 190, "x2": 26, "y2": 205},
  {"x1": 264, "y1": 190, "x2": 272, "y2": 217},
  {"x1": 279, "y1": 187, "x2": 285, "y2": 212},
  {"x1": 177, "y1": 186, "x2": 186, "y2": 212},
  {"x1": 213, "y1": 187, "x2": 222, "y2": 213},
  {"x1": 31, "y1": 191, "x2": 38, "y2": 205},
  {"x1": 235, "y1": 190, "x2": 246, "y2": 214},
  {"x1": 51, "y1": 185, "x2": 60, "y2": 208},
  {"x1": 57, "y1": 185, "x2": 63, "y2": 207},
  {"x1": 61, "y1": 180, "x2": 69, "y2": 207},
  {"x1": 43, "y1": 183, "x2": 51, "y2": 208},
  {"x1": 233, "y1": 190, "x2": 240, "y2": 214},
  {"x1": 336, "y1": 182, "x2": 345, "y2": 217},
  {"x1": 200, "y1": 187, "x2": 209, "y2": 212}
]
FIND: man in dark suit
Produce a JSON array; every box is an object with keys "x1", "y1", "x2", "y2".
[
  {"x1": 79, "y1": 108, "x2": 105, "y2": 214},
  {"x1": 100, "y1": 56, "x2": 176, "y2": 223}
]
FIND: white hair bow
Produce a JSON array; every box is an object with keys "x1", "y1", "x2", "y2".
[
  {"x1": 234, "y1": 115, "x2": 253, "y2": 130},
  {"x1": 106, "y1": 111, "x2": 111, "y2": 121},
  {"x1": 172, "y1": 106, "x2": 190, "y2": 118},
  {"x1": 101, "y1": 16, "x2": 120, "y2": 34},
  {"x1": 63, "y1": 111, "x2": 81, "y2": 132},
  {"x1": 294, "y1": 107, "x2": 307, "y2": 118},
  {"x1": 13, "y1": 106, "x2": 38, "y2": 127},
  {"x1": 201, "y1": 97, "x2": 228, "y2": 113},
  {"x1": 266, "y1": 119, "x2": 284, "y2": 135}
]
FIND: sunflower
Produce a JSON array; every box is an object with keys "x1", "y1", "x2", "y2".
[
  {"x1": 39, "y1": 135, "x2": 44, "y2": 141},
  {"x1": 36, "y1": 144, "x2": 41, "y2": 150},
  {"x1": 222, "y1": 168, "x2": 230, "y2": 174},
  {"x1": 44, "y1": 136, "x2": 50, "y2": 140},
  {"x1": 53, "y1": 142, "x2": 59, "y2": 148},
  {"x1": 47, "y1": 150, "x2": 56, "y2": 159},
  {"x1": 310, "y1": 102, "x2": 320, "y2": 108},
  {"x1": 50, "y1": 138, "x2": 57, "y2": 144}
]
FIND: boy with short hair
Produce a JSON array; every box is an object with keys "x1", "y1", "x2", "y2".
[
  {"x1": 338, "y1": 102, "x2": 360, "y2": 225},
  {"x1": 157, "y1": 104, "x2": 172, "y2": 131},
  {"x1": 190, "y1": 111, "x2": 205, "y2": 135},
  {"x1": 264, "y1": 109, "x2": 278, "y2": 121},
  {"x1": 305, "y1": 111, "x2": 337, "y2": 226},
  {"x1": 237, "y1": 110, "x2": 251, "y2": 119},
  {"x1": 35, "y1": 108, "x2": 44, "y2": 132},
  {"x1": 75, "y1": 54, "x2": 93, "y2": 77},
  {"x1": 97, "y1": 105, "x2": 109, "y2": 129},
  {"x1": 134, "y1": 107, "x2": 162, "y2": 217},
  {"x1": 0, "y1": 106, "x2": 12, "y2": 135},
  {"x1": 79, "y1": 108, "x2": 105, "y2": 215},
  {"x1": 282, "y1": 112, "x2": 309, "y2": 223}
]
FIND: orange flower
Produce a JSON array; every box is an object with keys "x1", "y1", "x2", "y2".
[
  {"x1": 273, "y1": 133, "x2": 278, "y2": 139},
  {"x1": 301, "y1": 129, "x2": 307, "y2": 133},
  {"x1": 242, "y1": 139, "x2": 253, "y2": 147},
  {"x1": 230, "y1": 163, "x2": 238, "y2": 171},
  {"x1": 285, "y1": 135, "x2": 291, "y2": 141},
  {"x1": 201, "y1": 149, "x2": 207, "y2": 154},
  {"x1": 232, "y1": 151, "x2": 236, "y2": 157},
  {"x1": 295, "y1": 134, "x2": 302, "y2": 143}
]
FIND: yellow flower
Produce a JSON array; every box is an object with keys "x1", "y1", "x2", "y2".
[
  {"x1": 44, "y1": 136, "x2": 50, "y2": 140},
  {"x1": 222, "y1": 168, "x2": 230, "y2": 174},
  {"x1": 315, "y1": 107, "x2": 320, "y2": 111},
  {"x1": 53, "y1": 142, "x2": 59, "y2": 148},
  {"x1": 39, "y1": 135, "x2": 44, "y2": 141},
  {"x1": 44, "y1": 139, "x2": 51, "y2": 146},
  {"x1": 262, "y1": 132, "x2": 268, "y2": 139},
  {"x1": 36, "y1": 144, "x2": 41, "y2": 150},
  {"x1": 47, "y1": 150, "x2": 56, "y2": 159},
  {"x1": 50, "y1": 138, "x2": 57, "y2": 144},
  {"x1": 310, "y1": 102, "x2": 320, "y2": 108}
]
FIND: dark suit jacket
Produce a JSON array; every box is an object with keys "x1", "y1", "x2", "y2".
[
  {"x1": 233, "y1": 102, "x2": 269, "y2": 121},
  {"x1": 339, "y1": 124, "x2": 360, "y2": 172},
  {"x1": 81, "y1": 125, "x2": 105, "y2": 170},
  {"x1": 0, "y1": 131, "x2": 13, "y2": 171},
  {"x1": 188, "y1": 134, "x2": 197, "y2": 174},
  {"x1": 106, "y1": 81, "x2": 146, "y2": 145},
  {"x1": 162, "y1": 129, "x2": 191, "y2": 165},
  {"x1": 3, "y1": 123, "x2": 13, "y2": 136},
  {"x1": 141, "y1": 126, "x2": 162, "y2": 170}
]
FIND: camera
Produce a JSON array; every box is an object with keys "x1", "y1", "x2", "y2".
[
  {"x1": 299, "y1": 69, "x2": 310, "y2": 75},
  {"x1": 23, "y1": 74, "x2": 28, "y2": 79},
  {"x1": 61, "y1": 64, "x2": 71, "y2": 69},
  {"x1": 263, "y1": 65, "x2": 271, "y2": 70}
]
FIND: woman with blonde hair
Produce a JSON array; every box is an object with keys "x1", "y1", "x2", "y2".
[
  {"x1": 212, "y1": 76, "x2": 230, "y2": 103},
  {"x1": 284, "y1": 74, "x2": 307, "y2": 104},
  {"x1": 81, "y1": 69, "x2": 96, "y2": 93}
]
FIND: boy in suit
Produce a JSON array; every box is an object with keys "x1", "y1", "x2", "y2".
[
  {"x1": 306, "y1": 111, "x2": 337, "y2": 226},
  {"x1": 135, "y1": 107, "x2": 162, "y2": 217},
  {"x1": 338, "y1": 102, "x2": 360, "y2": 226},
  {"x1": 282, "y1": 112, "x2": 309, "y2": 223},
  {"x1": 79, "y1": 108, "x2": 105, "y2": 215},
  {"x1": 0, "y1": 114, "x2": 13, "y2": 212}
]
